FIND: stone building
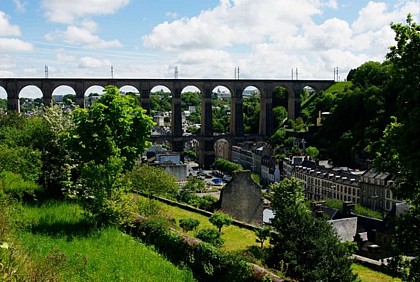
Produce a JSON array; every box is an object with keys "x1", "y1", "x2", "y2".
[
  {"x1": 220, "y1": 170, "x2": 264, "y2": 225},
  {"x1": 360, "y1": 169, "x2": 399, "y2": 211},
  {"x1": 289, "y1": 159, "x2": 402, "y2": 212},
  {"x1": 260, "y1": 156, "x2": 280, "y2": 187},
  {"x1": 293, "y1": 164, "x2": 362, "y2": 204}
]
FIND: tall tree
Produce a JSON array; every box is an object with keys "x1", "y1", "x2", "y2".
[
  {"x1": 69, "y1": 85, "x2": 153, "y2": 172},
  {"x1": 67, "y1": 86, "x2": 154, "y2": 225},
  {"x1": 373, "y1": 15, "x2": 420, "y2": 280},
  {"x1": 268, "y1": 178, "x2": 356, "y2": 281}
]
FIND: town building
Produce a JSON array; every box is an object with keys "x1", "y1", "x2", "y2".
[
  {"x1": 260, "y1": 156, "x2": 281, "y2": 187},
  {"x1": 285, "y1": 157, "x2": 403, "y2": 212}
]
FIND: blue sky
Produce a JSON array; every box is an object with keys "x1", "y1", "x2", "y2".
[{"x1": 1, "y1": 0, "x2": 419, "y2": 89}]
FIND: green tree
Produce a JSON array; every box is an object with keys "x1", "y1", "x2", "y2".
[
  {"x1": 179, "y1": 218, "x2": 200, "y2": 233},
  {"x1": 127, "y1": 163, "x2": 179, "y2": 198},
  {"x1": 195, "y1": 228, "x2": 224, "y2": 247},
  {"x1": 209, "y1": 211, "x2": 232, "y2": 233},
  {"x1": 66, "y1": 86, "x2": 153, "y2": 225},
  {"x1": 272, "y1": 106, "x2": 287, "y2": 129},
  {"x1": 268, "y1": 178, "x2": 356, "y2": 281},
  {"x1": 63, "y1": 94, "x2": 76, "y2": 105},
  {"x1": 255, "y1": 226, "x2": 272, "y2": 248},
  {"x1": 305, "y1": 146, "x2": 319, "y2": 158},
  {"x1": 69, "y1": 85, "x2": 153, "y2": 172},
  {"x1": 268, "y1": 128, "x2": 286, "y2": 148},
  {"x1": 370, "y1": 16, "x2": 420, "y2": 280},
  {"x1": 272, "y1": 86, "x2": 288, "y2": 109},
  {"x1": 351, "y1": 61, "x2": 391, "y2": 89},
  {"x1": 214, "y1": 159, "x2": 242, "y2": 175}
]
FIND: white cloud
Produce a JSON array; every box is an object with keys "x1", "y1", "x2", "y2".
[
  {"x1": 56, "y1": 51, "x2": 76, "y2": 62},
  {"x1": 0, "y1": 11, "x2": 21, "y2": 36},
  {"x1": 13, "y1": 0, "x2": 26, "y2": 13},
  {"x1": 0, "y1": 54, "x2": 15, "y2": 70},
  {"x1": 143, "y1": 0, "x2": 322, "y2": 51},
  {"x1": 78, "y1": 56, "x2": 111, "y2": 68},
  {"x1": 0, "y1": 38, "x2": 33, "y2": 51},
  {"x1": 352, "y1": 1, "x2": 419, "y2": 34},
  {"x1": 45, "y1": 25, "x2": 122, "y2": 49},
  {"x1": 165, "y1": 12, "x2": 178, "y2": 19},
  {"x1": 41, "y1": 0, "x2": 130, "y2": 24},
  {"x1": 141, "y1": 0, "x2": 418, "y2": 79}
]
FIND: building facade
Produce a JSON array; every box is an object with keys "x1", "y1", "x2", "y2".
[{"x1": 287, "y1": 159, "x2": 402, "y2": 212}]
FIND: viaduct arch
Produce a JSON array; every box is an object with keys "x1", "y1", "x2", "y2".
[{"x1": 0, "y1": 78, "x2": 334, "y2": 168}]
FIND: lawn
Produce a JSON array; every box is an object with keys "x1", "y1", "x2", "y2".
[
  {"x1": 352, "y1": 263, "x2": 401, "y2": 282},
  {"x1": 15, "y1": 201, "x2": 195, "y2": 282},
  {"x1": 159, "y1": 201, "x2": 259, "y2": 252},
  {"x1": 156, "y1": 197, "x2": 401, "y2": 282}
]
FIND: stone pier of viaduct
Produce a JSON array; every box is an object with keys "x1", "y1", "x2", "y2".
[{"x1": 0, "y1": 78, "x2": 334, "y2": 168}]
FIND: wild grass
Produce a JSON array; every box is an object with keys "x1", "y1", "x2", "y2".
[
  {"x1": 15, "y1": 201, "x2": 196, "y2": 282},
  {"x1": 352, "y1": 263, "x2": 401, "y2": 282}
]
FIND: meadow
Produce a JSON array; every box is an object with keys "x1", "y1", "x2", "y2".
[{"x1": 12, "y1": 201, "x2": 195, "y2": 282}]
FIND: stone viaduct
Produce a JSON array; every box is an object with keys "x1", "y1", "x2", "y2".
[{"x1": 0, "y1": 78, "x2": 334, "y2": 168}]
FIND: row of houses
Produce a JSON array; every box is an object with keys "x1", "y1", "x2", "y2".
[
  {"x1": 285, "y1": 156, "x2": 402, "y2": 212},
  {"x1": 219, "y1": 139, "x2": 404, "y2": 212}
]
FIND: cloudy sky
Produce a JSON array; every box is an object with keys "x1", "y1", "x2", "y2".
[{"x1": 1, "y1": 0, "x2": 419, "y2": 82}]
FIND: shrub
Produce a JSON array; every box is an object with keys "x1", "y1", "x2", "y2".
[
  {"x1": 209, "y1": 211, "x2": 232, "y2": 232},
  {"x1": 195, "y1": 228, "x2": 224, "y2": 248},
  {"x1": 179, "y1": 218, "x2": 200, "y2": 233}
]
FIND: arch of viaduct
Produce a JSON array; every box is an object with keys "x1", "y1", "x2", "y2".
[{"x1": 0, "y1": 78, "x2": 334, "y2": 168}]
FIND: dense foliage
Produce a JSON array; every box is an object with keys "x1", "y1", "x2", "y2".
[
  {"x1": 64, "y1": 86, "x2": 154, "y2": 225},
  {"x1": 370, "y1": 15, "x2": 420, "y2": 281},
  {"x1": 268, "y1": 178, "x2": 357, "y2": 281},
  {"x1": 214, "y1": 158, "x2": 243, "y2": 175}
]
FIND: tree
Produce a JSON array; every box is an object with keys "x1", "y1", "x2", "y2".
[
  {"x1": 69, "y1": 85, "x2": 153, "y2": 172},
  {"x1": 305, "y1": 146, "x2": 319, "y2": 158},
  {"x1": 373, "y1": 15, "x2": 420, "y2": 280},
  {"x1": 255, "y1": 226, "x2": 272, "y2": 249},
  {"x1": 272, "y1": 106, "x2": 287, "y2": 129},
  {"x1": 179, "y1": 218, "x2": 200, "y2": 233},
  {"x1": 268, "y1": 178, "x2": 356, "y2": 281},
  {"x1": 195, "y1": 228, "x2": 224, "y2": 247},
  {"x1": 66, "y1": 86, "x2": 154, "y2": 225},
  {"x1": 214, "y1": 159, "x2": 242, "y2": 175},
  {"x1": 209, "y1": 211, "x2": 232, "y2": 233},
  {"x1": 268, "y1": 128, "x2": 286, "y2": 148},
  {"x1": 127, "y1": 163, "x2": 179, "y2": 199}
]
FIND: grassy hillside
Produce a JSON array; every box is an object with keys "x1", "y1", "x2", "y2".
[
  {"x1": 14, "y1": 201, "x2": 195, "y2": 282},
  {"x1": 325, "y1": 81, "x2": 352, "y2": 94}
]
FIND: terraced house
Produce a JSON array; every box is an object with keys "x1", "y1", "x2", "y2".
[{"x1": 288, "y1": 159, "x2": 402, "y2": 212}]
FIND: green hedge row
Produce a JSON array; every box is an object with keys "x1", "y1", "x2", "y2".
[{"x1": 129, "y1": 217, "x2": 254, "y2": 282}]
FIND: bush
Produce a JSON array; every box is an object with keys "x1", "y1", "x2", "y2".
[
  {"x1": 195, "y1": 228, "x2": 224, "y2": 247},
  {"x1": 179, "y1": 218, "x2": 200, "y2": 233},
  {"x1": 132, "y1": 217, "x2": 253, "y2": 281},
  {"x1": 209, "y1": 211, "x2": 232, "y2": 232}
]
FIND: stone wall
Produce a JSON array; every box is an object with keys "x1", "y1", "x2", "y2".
[
  {"x1": 329, "y1": 217, "x2": 357, "y2": 242},
  {"x1": 220, "y1": 170, "x2": 264, "y2": 225}
]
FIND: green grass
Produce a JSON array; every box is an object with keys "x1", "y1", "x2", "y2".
[
  {"x1": 352, "y1": 263, "x2": 401, "y2": 282},
  {"x1": 156, "y1": 197, "x2": 402, "y2": 281},
  {"x1": 158, "y1": 201, "x2": 259, "y2": 252},
  {"x1": 16, "y1": 201, "x2": 195, "y2": 282},
  {"x1": 325, "y1": 81, "x2": 352, "y2": 94}
]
